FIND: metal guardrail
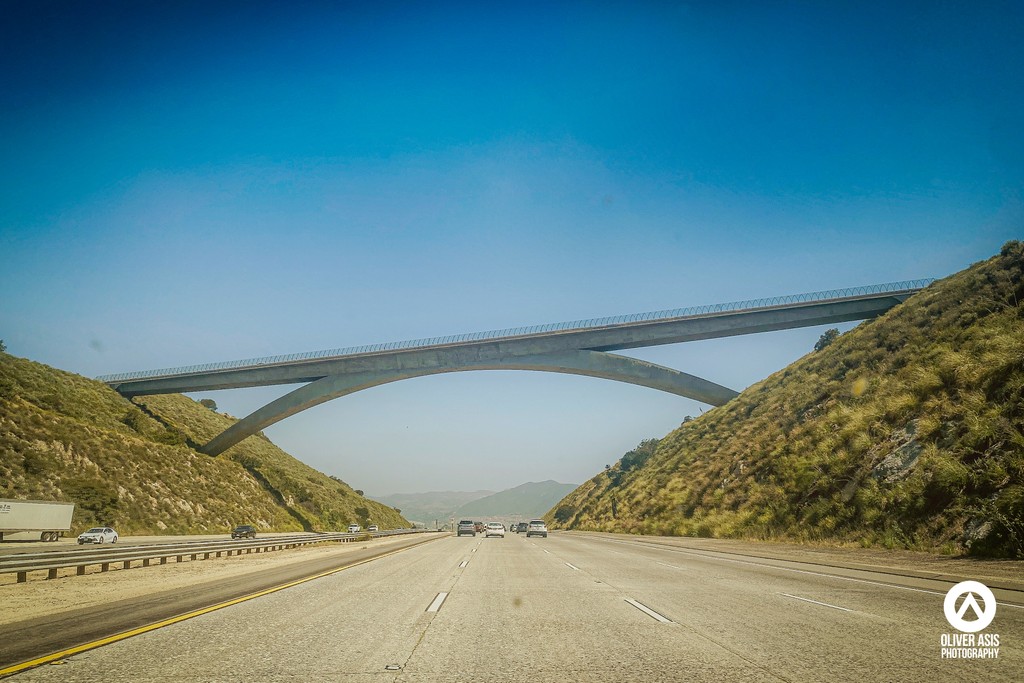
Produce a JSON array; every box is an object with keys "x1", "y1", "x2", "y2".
[
  {"x1": 1, "y1": 530, "x2": 431, "y2": 583},
  {"x1": 96, "y1": 279, "x2": 935, "y2": 383}
]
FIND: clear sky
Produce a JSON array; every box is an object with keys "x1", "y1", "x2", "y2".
[{"x1": 2, "y1": 1, "x2": 1021, "y2": 495}]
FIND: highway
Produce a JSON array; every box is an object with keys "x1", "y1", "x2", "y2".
[
  {"x1": 0, "y1": 531, "x2": 369, "y2": 556},
  {"x1": 3, "y1": 532, "x2": 1021, "y2": 682}
]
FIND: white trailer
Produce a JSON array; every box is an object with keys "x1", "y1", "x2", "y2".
[{"x1": 0, "y1": 499, "x2": 76, "y2": 542}]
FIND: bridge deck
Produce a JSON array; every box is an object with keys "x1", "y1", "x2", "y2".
[{"x1": 100, "y1": 279, "x2": 932, "y2": 397}]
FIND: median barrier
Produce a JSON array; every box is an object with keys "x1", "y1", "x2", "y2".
[{"x1": 2, "y1": 529, "x2": 428, "y2": 583}]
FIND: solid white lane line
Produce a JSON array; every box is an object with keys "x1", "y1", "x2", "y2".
[
  {"x1": 426, "y1": 592, "x2": 449, "y2": 613},
  {"x1": 779, "y1": 593, "x2": 852, "y2": 612},
  {"x1": 459, "y1": 560, "x2": 468, "y2": 568},
  {"x1": 599, "y1": 539, "x2": 1024, "y2": 610},
  {"x1": 565, "y1": 562, "x2": 580, "y2": 571},
  {"x1": 625, "y1": 598, "x2": 673, "y2": 623}
]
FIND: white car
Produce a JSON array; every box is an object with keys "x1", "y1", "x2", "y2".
[
  {"x1": 484, "y1": 522, "x2": 505, "y2": 538},
  {"x1": 78, "y1": 527, "x2": 118, "y2": 544},
  {"x1": 347, "y1": 524, "x2": 361, "y2": 533},
  {"x1": 367, "y1": 525, "x2": 379, "y2": 532},
  {"x1": 526, "y1": 520, "x2": 548, "y2": 538}
]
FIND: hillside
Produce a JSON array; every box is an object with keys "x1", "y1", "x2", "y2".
[
  {"x1": 549, "y1": 242, "x2": 1024, "y2": 557},
  {"x1": 369, "y1": 490, "x2": 495, "y2": 525},
  {"x1": 455, "y1": 480, "x2": 578, "y2": 519},
  {"x1": 0, "y1": 354, "x2": 409, "y2": 534}
]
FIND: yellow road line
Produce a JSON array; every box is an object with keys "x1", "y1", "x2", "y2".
[{"x1": 0, "y1": 537, "x2": 440, "y2": 679}]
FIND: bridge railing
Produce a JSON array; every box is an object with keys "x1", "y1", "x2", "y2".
[{"x1": 97, "y1": 279, "x2": 934, "y2": 383}]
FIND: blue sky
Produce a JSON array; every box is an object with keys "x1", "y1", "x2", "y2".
[{"x1": 1, "y1": 1, "x2": 1021, "y2": 495}]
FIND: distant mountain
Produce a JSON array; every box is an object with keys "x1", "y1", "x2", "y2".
[
  {"x1": 368, "y1": 490, "x2": 495, "y2": 524},
  {"x1": 455, "y1": 481, "x2": 579, "y2": 519}
]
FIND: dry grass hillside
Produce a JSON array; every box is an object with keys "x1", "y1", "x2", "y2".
[
  {"x1": 549, "y1": 242, "x2": 1024, "y2": 557},
  {"x1": 0, "y1": 355, "x2": 408, "y2": 534}
]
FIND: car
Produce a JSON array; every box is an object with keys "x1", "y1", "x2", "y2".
[
  {"x1": 457, "y1": 520, "x2": 476, "y2": 536},
  {"x1": 516, "y1": 522, "x2": 528, "y2": 533},
  {"x1": 526, "y1": 520, "x2": 548, "y2": 538},
  {"x1": 367, "y1": 525, "x2": 379, "y2": 532},
  {"x1": 231, "y1": 525, "x2": 256, "y2": 539},
  {"x1": 485, "y1": 522, "x2": 505, "y2": 538},
  {"x1": 77, "y1": 527, "x2": 118, "y2": 544},
  {"x1": 347, "y1": 524, "x2": 361, "y2": 533},
  {"x1": 474, "y1": 521, "x2": 485, "y2": 533}
]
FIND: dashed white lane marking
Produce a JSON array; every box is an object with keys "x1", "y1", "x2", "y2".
[
  {"x1": 426, "y1": 592, "x2": 449, "y2": 613},
  {"x1": 625, "y1": 598, "x2": 674, "y2": 624},
  {"x1": 656, "y1": 561, "x2": 682, "y2": 569},
  {"x1": 565, "y1": 562, "x2": 580, "y2": 571},
  {"x1": 459, "y1": 560, "x2": 468, "y2": 568},
  {"x1": 471, "y1": 548, "x2": 477, "y2": 553},
  {"x1": 779, "y1": 593, "x2": 852, "y2": 612},
  {"x1": 543, "y1": 549, "x2": 551, "y2": 554}
]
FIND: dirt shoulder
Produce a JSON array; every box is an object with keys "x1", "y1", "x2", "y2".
[
  {"x1": 0, "y1": 534, "x2": 433, "y2": 626},
  {"x1": 572, "y1": 531, "x2": 1024, "y2": 590}
]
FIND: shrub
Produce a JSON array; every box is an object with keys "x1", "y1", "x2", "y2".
[
  {"x1": 553, "y1": 505, "x2": 576, "y2": 524},
  {"x1": 815, "y1": 328, "x2": 840, "y2": 352}
]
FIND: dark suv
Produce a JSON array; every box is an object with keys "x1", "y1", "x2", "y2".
[
  {"x1": 231, "y1": 525, "x2": 256, "y2": 539},
  {"x1": 457, "y1": 520, "x2": 476, "y2": 536}
]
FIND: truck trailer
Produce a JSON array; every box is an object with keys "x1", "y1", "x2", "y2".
[{"x1": 0, "y1": 499, "x2": 76, "y2": 542}]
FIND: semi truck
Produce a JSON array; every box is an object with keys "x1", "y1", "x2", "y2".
[{"x1": 0, "y1": 499, "x2": 76, "y2": 542}]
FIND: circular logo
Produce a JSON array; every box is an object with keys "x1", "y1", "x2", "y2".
[{"x1": 944, "y1": 580, "x2": 996, "y2": 633}]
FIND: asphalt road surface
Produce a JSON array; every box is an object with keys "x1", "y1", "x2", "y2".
[{"x1": 5, "y1": 532, "x2": 1022, "y2": 682}]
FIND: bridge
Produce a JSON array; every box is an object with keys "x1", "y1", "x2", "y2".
[{"x1": 99, "y1": 279, "x2": 933, "y2": 456}]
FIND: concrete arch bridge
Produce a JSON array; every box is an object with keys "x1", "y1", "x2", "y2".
[{"x1": 98, "y1": 279, "x2": 932, "y2": 456}]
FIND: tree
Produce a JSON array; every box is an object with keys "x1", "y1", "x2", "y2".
[
  {"x1": 354, "y1": 506, "x2": 370, "y2": 525},
  {"x1": 0, "y1": 339, "x2": 6, "y2": 353},
  {"x1": 619, "y1": 438, "x2": 660, "y2": 472},
  {"x1": 199, "y1": 398, "x2": 218, "y2": 411},
  {"x1": 814, "y1": 328, "x2": 840, "y2": 352},
  {"x1": 553, "y1": 505, "x2": 576, "y2": 524}
]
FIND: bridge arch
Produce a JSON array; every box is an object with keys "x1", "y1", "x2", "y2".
[{"x1": 201, "y1": 350, "x2": 738, "y2": 456}]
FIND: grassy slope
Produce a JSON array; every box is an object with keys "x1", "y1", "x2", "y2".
[
  {"x1": 0, "y1": 355, "x2": 408, "y2": 534},
  {"x1": 133, "y1": 393, "x2": 408, "y2": 531},
  {"x1": 549, "y1": 242, "x2": 1024, "y2": 557}
]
